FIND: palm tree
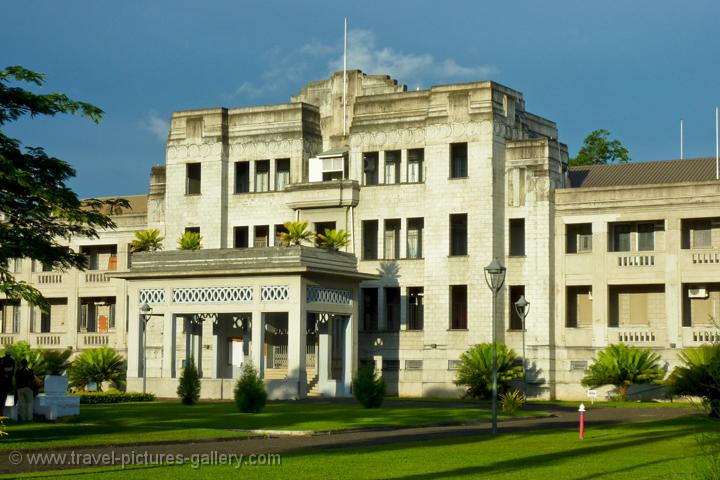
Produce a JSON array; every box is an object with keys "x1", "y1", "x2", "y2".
[
  {"x1": 69, "y1": 347, "x2": 126, "y2": 391},
  {"x1": 669, "y1": 344, "x2": 720, "y2": 417},
  {"x1": 130, "y1": 229, "x2": 163, "y2": 252},
  {"x1": 177, "y1": 231, "x2": 202, "y2": 250},
  {"x1": 278, "y1": 221, "x2": 314, "y2": 246},
  {"x1": 316, "y1": 228, "x2": 350, "y2": 251},
  {"x1": 581, "y1": 343, "x2": 664, "y2": 401},
  {"x1": 454, "y1": 343, "x2": 523, "y2": 399}
]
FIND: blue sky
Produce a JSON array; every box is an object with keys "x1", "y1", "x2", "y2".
[{"x1": 3, "y1": 0, "x2": 719, "y2": 197}]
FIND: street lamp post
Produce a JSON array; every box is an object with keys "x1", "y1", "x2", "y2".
[
  {"x1": 484, "y1": 258, "x2": 506, "y2": 435},
  {"x1": 514, "y1": 295, "x2": 530, "y2": 397},
  {"x1": 139, "y1": 303, "x2": 154, "y2": 395}
]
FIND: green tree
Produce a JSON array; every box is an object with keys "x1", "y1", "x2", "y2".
[
  {"x1": 234, "y1": 362, "x2": 267, "y2": 413},
  {"x1": 571, "y1": 129, "x2": 631, "y2": 166},
  {"x1": 42, "y1": 349, "x2": 73, "y2": 376},
  {"x1": 316, "y1": 229, "x2": 350, "y2": 251},
  {"x1": 669, "y1": 344, "x2": 720, "y2": 417},
  {"x1": 177, "y1": 231, "x2": 202, "y2": 250},
  {"x1": 352, "y1": 365, "x2": 386, "y2": 408},
  {"x1": 581, "y1": 343, "x2": 664, "y2": 401},
  {"x1": 68, "y1": 347, "x2": 126, "y2": 391},
  {"x1": 130, "y1": 229, "x2": 164, "y2": 253},
  {"x1": 0, "y1": 66, "x2": 128, "y2": 312},
  {"x1": 454, "y1": 343, "x2": 523, "y2": 399},
  {"x1": 177, "y1": 357, "x2": 201, "y2": 405},
  {"x1": 278, "y1": 221, "x2": 314, "y2": 246}
]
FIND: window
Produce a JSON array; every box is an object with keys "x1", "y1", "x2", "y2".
[
  {"x1": 509, "y1": 285, "x2": 525, "y2": 330},
  {"x1": 11, "y1": 258, "x2": 22, "y2": 274},
  {"x1": 186, "y1": 163, "x2": 201, "y2": 195},
  {"x1": 509, "y1": 218, "x2": 525, "y2": 256},
  {"x1": 79, "y1": 297, "x2": 116, "y2": 333},
  {"x1": 362, "y1": 220, "x2": 378, "y2": 260},
  {"x1": 683, "y1": 283, "x2": 720, "y2": 326},
  {"x1": 608, "y1": 284, "x2": 665, "y2": 327},
  {"x1": 363, "y1": 152, "x2": 379, "y2": 185},
  {"x1": 185, "y1": 226, "x2": 200, "y2": 234},
  {"x1": 42, "y1": 263, "x2": 53, "y2": 272},
  {"x1": 407, "y1": 149, "x2": 424, "y2": 183},
  {"x1": 255, "y1": 160, "x2": 270, "y2": 192},
  {"x1": 254, "y1": 225, "x2": 269, "y2": 247},
  {"x1": 0, "y1": 301, "x2": 20, "y2": 334},
  {"x1": 450, "y1": 214, "x2": 468, "y2": 256},
  {"x1": 406, "y1": 218, "x2": 424, "y2": 259},
  {"x1": 384, "y1": 219, "x2": 400, "y2": 259},
  {"x1": 566, "y1": 223, "x2": 592, "y2": 253},
  {"x1": 385, "y1": 287, "x2": 400, "y2": 331},
  {"x1": 233, "y1": 226, "x2": 249, "y2": 248},
  {"x1": 384, "y1": 151, "x2": 400, "y2": 184},
  {"x1": 275, "y1": 224, "x2": 288, "y2": 245},
  {"x1": 637, "y1": 223, "x2": 655, "y2": 251},
  {"x1": 691, "y1": 220, "x2": 712, "y2": 248},
  {"x1": 362, "y1": 288, "x2": 378, "y2": 331},
  {"x1": 612, "y1": 224, "x2": 631, "y2": 252},
  {"x1": 314, "y1": 222, "x2": 336, "y2": 246},
  {"x1": 186, "y1": 117, "x2": 202, "y2": 138},
  {"x1": 320, "y1": 156, "x2": 346, "y2": 181},
  {"x1": 450, "y1": 142, "x2": 468, "y2": 178},
  {"x1": 450, "y1": 285, "x2": 468, "y2": 329},
  {"x1": 275, "y1": 158, "x2": 290, "y2": 191},
  {"x1": 34, "y1": 298, "x2": 67, "y2": 333},
  {"x1": 81, "y1": 245, "x2": 118, "y2": 271},
  {"x1": 407, "y1": 287, "x2": 424, "y2": 330},
  {"x1": 235, "y1": 162, "x2": 249, "y2": 193},
  {"x1": 566, "y1": 286, "x2": 593, "y2": 328}
]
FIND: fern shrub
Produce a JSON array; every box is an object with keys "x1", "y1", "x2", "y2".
[
  {"x1": 69, "y1": 347, "x2": 126, "y2": 391},
  {"x1": 234, "y1": 363, "x2": 267, "y2": 413},
  {"x1": 499, "y1": 389, "x2": 525, "y2": 414},
  {"x1": 454, "y1": 343, "x2": 523, "y2": 400},
  {"x1": 177, "y1": 357, "x2": 201, "y2": 405},
  {"x1": 352, "y1": 365, "x2": 386, "y2": 408}
]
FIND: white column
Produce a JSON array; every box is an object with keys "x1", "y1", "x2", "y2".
[
  {"x1": 287, "y1": 307, "x2": 307, "y2": 398},
  {"x1": 162, "y1": 313, "x2": 176, "y2": 378},
  {"x1": 343, "y1": 315, "x2": 354, "y2": 395},
  {"x1": 127, "y1": 299, "x2": 141, "y2": 377},
  {"x1": 251, "y1": 310, "x2": 264, "y2": 377},
  {"x1": 318, "y1": 319, "x2": 331, "y2": 393}
]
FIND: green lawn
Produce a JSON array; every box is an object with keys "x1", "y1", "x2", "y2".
[
  {"x1": 8, "y1": 415, "x2": 716, "y2": 480},
  {"x1": 1, "y1": 400, "x2": 533, "y2": 451}
]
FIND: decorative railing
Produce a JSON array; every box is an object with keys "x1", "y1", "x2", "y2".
[
  {"x1": 173, "y1": 286, "x2": 253, "y2": 304},
  {"x1": 138, "y1": 288, "x2": 165, "y2": 305},
  {"x1": 306, "y1": 286, "x2": 352, "y2": 305},
  {"x1": 689, "y1": 329, "x2": 720, "y2": 344},
  {"x1": 34, "y1": 334, "x2": 62, "y2": 346},
  {"x1": 616, "y1": 255, "x2": 655, "y2": 267},
  {"x1": 691, "y1": 251, "x2": 720, "y2": 264},
  {"x1": 84, "y1": 271, "x2": 110, "y2": 283},
  {"x1": 270, "y1": 345, "x2": 288, "y2": 369},
  {"x1": 614, "y1": 329, "x2": 656, "y2": 343},
  {"x1": 0, "y1": 335, "x2": 15, "y2": 346},
  {"x1": 80, "y1": 333, "x2": 110, "y2": 346},
  {"x1": 261, "y1": 285, "x2": 289, "y2": 302},
  {"x1": 35, "y1": 273, "x2": 63, "y2": 284}
]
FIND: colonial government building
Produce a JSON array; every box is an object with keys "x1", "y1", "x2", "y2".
[{"x1": 2, "y1": 71, "x2": 719, "y2": 400}]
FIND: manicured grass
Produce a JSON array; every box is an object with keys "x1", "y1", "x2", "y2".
[
  {"x1": 527, "y1": 399, "x2": 697, "y2": 409},
  {"x1": 1, "y1": 400, "x2": 534, "y2": 451},
  {"x1": 8, "y1": 415, "x2": 715, "y2": 480}
]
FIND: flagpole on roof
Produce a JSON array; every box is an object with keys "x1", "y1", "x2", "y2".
[
  {"x1": 343, "y1": 17, "x2": 348, "y2": 137},
  {"x1": 680, "y1": 119, "x2": 683, "y2": 160},
  {"x1": 715, "y1": 107, "x2": 719, "y2": 180}
]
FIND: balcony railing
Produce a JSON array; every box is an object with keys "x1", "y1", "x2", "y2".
[
  {"x1": 79, "y1": 333, "x2": 111, "y2": 346},
  {"x1": 612, "y1": 328, "x2": 657, "y2": 343},
  {"x1": 34, "y1": 273, "x2": 63, "y2": 285},
  {"x1": 685, "y1": 328, "x2": 720, "y2": 345},
  {"x1": 0, "y1": 334, "x2": 17, "y2": 346},
  {"x1": 616, "y1": 254, "x2": 655, "y2": 267},
  {"x1": 33, "y1": 334, "x2": 62, "y2": 346},
  {"x1": 84, "y1": 271, "x2": 110, "y2": 283},
  {"x1": 690, "y1": 251, "x2": 720, "y2": 264}
]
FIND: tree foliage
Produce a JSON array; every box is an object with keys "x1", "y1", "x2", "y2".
[
  {"x1": 130, "y1": 229, "x2": 164, "y2": 253},
  {"x1": 570, "y1": 129, "x2": 631, "y2": 166},
  {"x1": 316, "y1": 228, "x2": 351, "y2": 251},
  {"x1": 581, "y1": 344, "x2": 664, "y2": 401},
  {"x1": 278, "y1": 221, "x2": 314, "y2": 247},
  {"x1": 177, "y1": 231, "x2": 202, "y2": 250},
  {"x1": 454, "y1": 343, "x2": 523, "y2": 399},
  {"x1": 177, "y1": 357, "x2": 201, "y2": 405},
  {"x1": 669, "y1": 344, "x2": 720, "y2": 417},
  {"x1": 352, "y1": 365, "x2": 386, "y2": 408},
  {"x1": 68, "y1": 347, "x2": 126, "y2": 392},
  {"x1": 0, "y1": 66, "x2": 127, "y2": 312},
  {"x1": 42, "y1": 348, "x2": 73, "y2": 376},
  {"x1": 234, "y1": 362, "x2": 267, "y2": 413}
]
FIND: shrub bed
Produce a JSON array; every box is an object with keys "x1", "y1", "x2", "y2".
[{"x1": 74, "y1": 391, "x2": 155, "y2": 404}]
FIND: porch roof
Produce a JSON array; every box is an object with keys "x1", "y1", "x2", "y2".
[{"x1": 109, "y1": 246, "x2": 378, "y2": 281}]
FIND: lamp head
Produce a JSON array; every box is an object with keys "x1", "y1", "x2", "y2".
[
  {"x1": 484, "y1": 258, "x2": 507, "y2": 293},
  {"x1": 514, "y1": 295, "x2": 530, "y2": 318}
]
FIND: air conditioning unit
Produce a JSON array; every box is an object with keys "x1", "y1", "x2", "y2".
[
  {"x1": 688, "y1": 288, "x2": 708, "y2": 299},
  {"x1": 363, "y1": 156, "x2": 376, "y2": 172}
]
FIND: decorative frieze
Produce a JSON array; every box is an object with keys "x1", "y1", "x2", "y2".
[
  {"x1": 173, "y1": 287, "x2": 253, "y2": 304},
  {"x1": 139, "y1": 288, "x2": 165, "y2": 305},
  {"x1": 260, "y1": 285, "x2": 289, "y2": 302},
  {"x1": 306, "y1": 286, "x2": 352, "y2": 305}
]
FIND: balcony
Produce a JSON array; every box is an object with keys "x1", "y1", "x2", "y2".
[
  {"x1": 32, "y1": 272, "x2": 64, "y2": 285},
  {"x1": 682, "y1": 327, "x2": 720, "y2": 346},
  {"x1": 284, "y1": 180, "x2": 359, "y2": 209},
  {"x1": 0, "y1": 334, "x2": 18, "y2": 346},
  {"x1": 78, "y1": 333, "x2": 112, "y2": 347},
  {"x1": 615, "y1": 254, "x2": 655, "y2": 267},
  {"x1": 83, "y1": 271, "x2": 111, "y2": 284},
  {"x1": 31, "y1": 333, "x2": 63, "y2": 347},
  {"x1": 608, "y1": 326, "x2": 664, "y2": 345},
  {"x1": 606, "y1": 253, "x2": 663, "y2": 281}
]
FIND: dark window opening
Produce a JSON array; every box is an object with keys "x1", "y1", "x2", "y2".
[
  {"x1": 407, "y1": 148, "x2": 424, "y2": 183},
  {"x1": 407, "y1": 287, "x2": 424, "y2": 330},
  {"x1": 254, "y1": 225, "x2": 269, "y2": 248},
  {"x1": 235, "y1": 162, "x2": 249, "y2": 193},
  {"x1": 255, "y1": 160, "x2": 270, "y2": 192},
  {"x1": 384, "y1": 150, "x2": 400, "y2": 184},
  {"x1": 362, "y1": 220, "x2": 378, "y2": 260},
  {"x1": 275, "y1": 158, "x2": 290, "y2": 190},
  {"x1": 185, "y1": 227, "x2": 200, "y2": 234},
  {"x1": 509, "y1": 218, "x2": 525, "y2": 256},
  {"x1": 450, "y1": 285, "x2": 467, "y2": 329},
  {"x1": 450, "y1": 214, "x2": 468, "y2": 256},
  {"x1": 362, "y1": 288, "x2": 378, "y2": 331},
  {"x1": 234, "y1": 226, "x2": 249, "y2": 248},
  {"x1": 363, "y1": 152, "x2": 379, "y2": 185},
  {"x1": 509, "y1": 285, "x2": 525, "y2": 330},
  {"x1": 314, "y1": 221, "x2": 336, "y2": 246},
  {"x1": 450, "y1": 143, "x2": 468, "y2": 178},
  {"x1": 566, "y1": 223, "x2": 593, "y2": 254},
  {"x1": 186, "y1": 163, "x2": 201, "y2": 195},
  {"x1": 385, "y1": 287, "x2": 400, "y2": 331}
]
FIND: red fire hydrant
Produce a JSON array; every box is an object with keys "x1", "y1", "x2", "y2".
[{"x1": 579, "y1": 403, "x2": 586, "y2": 440}]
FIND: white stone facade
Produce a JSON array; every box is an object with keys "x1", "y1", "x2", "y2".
[{"x1": 2, "y1": 71, "x2": 719, "y2": 400}]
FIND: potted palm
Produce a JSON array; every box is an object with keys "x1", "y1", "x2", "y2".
[
  {"x1": 42, "y1": 349, "x2": 73, "y2": 395},
  {"x1": 130, "y1": 229, "x2": 164, "y2": 253},
  {"x1": 177, "y1": 231, "x2": 202, "y2": 250},
  {"x1": 316, "y1": 228, "x2": 351, "y2": 251},
  {"x1": 278, "y1": 221, "x2": 314, "y2": 246}
]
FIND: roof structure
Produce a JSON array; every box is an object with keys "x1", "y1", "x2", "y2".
[{"x1": 568, "y1": 157, "x2": 719, "y2": 188}]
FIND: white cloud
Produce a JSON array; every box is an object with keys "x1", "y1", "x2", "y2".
[
  {"x1": 329, "y1": 29, "x2": 498, "y2": 85},
  {"x1": 141, "y1": 111, "x2": 169, "y2": 142}
]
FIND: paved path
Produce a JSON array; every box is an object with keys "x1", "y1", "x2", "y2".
[{"x1": 0, "y1": 405, "x2": 695, "y2": 475}]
